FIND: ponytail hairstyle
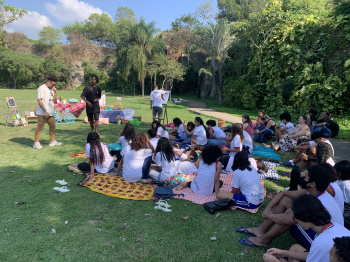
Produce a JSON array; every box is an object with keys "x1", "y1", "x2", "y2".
[
  {"x1": 155, "y1": 137, "x2": 175, "y2": 163},
  {"x1": 231, "y1": 123, "x2": 244, "y2": 143},
  {"x1": 131, "y1": 133, "x2": 149, "y2": 151},
  {"x1": 195, "y1": 116, "x2": 210, "y2": 138},
  {"x1": 173, "y1": 117, "x2": 182, "y2": 128},
  {"x1": 122, "y1": 124, "x2": 135, "y2": 142},
  {"x1": 87, "y1": 132, "x2": 105, "y2": 165},
  {"x1": 152, "y1": 120, "x2": 166, "y2": 131}
]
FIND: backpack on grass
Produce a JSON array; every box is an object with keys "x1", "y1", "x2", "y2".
[{"x1": 153, "y1": 186, "x2": 184, "y2": 200}]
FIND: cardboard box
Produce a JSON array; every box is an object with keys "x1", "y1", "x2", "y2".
[{"x1": 133, "y1": 116, "x2": 141, "y2": 121}]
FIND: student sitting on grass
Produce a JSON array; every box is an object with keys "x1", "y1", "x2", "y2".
[
  {"x1": 122, "y1": 133, "x2": 154, "y2": 183},
  {"x1": 176, "y1": 144, "x2": 223, "y2": 196},
  {"x1": 149, "y1": 137, "x2": 178, "y2": 181},
  {"x1": 152, "y1": 120, "x2": 169, "y2": 139},
  {"x1": 190, "y1": 117, "x2": 209, "y2": 148},
  {"x1": 206, "y1": 119, "x2": 227, "y2": 146},
  {"x1": 78, "y1": 132, "x2": 115, "y2": 186},
  {"x1": 216, "y1": 151, "x2": 264, "y2": 210},
  {"x1": 147, "y1": 128, "x2": 159, "y2": 151},
  {"x1": 236, "y1": 165, "x2": 343, "y2": 248},
  {"x1": 242, "y1": 115, "x2": 254, "y2": 139},
  {"x1": 222, "y1": 124, "x2": 243, "y2": 157},
  {"x1": 169, "y1": 117, "x2": 187, "y2": 142},
  {"x1": 335, "y1": 160, "x2": 350, "y2": 229},
  {"x1": 262, "y1": 195, "x2": 350, "y2": 262},
  {"x1": 115, "y1": 124, "x2": 135, "y2": 175},
  {"x1": 329, "y1": 237, "x2": 350, "y2": 262},
  {"x1": 174, "y1": 150, "x2": 198, "y2": 175},
  {"x1": 178, "y1": 121, "x2": 196, "y2": 148},
  {"x1": 274, "y1": 112, "x2": 294, "y2": 143},
  {"x1": 254, "y1": 115, "x2": 276, "y2": 143}
]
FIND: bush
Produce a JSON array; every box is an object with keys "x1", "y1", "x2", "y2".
[{"x1": 223, "y1": 78, "x2": 257, "y2": 109}]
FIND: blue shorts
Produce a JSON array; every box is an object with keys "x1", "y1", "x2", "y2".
[
  {"x1": 232, "y1": 194, "x2": 262, "y2": 209},
  {"x1": 289, "y1": 224, "x2": 317, "y2": 250}
]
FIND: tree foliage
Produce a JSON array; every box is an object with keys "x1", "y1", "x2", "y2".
[{"x1": 38, "y1": 26, "x2": 63, "y2": 45}]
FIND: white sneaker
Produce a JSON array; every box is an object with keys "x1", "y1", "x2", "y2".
[
  {"x1": 33, "y1": 142, "x2": 43, "y2": 149},
  {"x1": 49, "y1": 140, "x2": 62, "y2": 146},
  {"x1": 55, "y1": 180, "x2": 68, "y2": 186},
  {"x1": 53, "y1": 186, "x2": 70, "y2": 193}
]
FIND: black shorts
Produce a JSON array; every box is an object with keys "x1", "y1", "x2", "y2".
[{"x1": 87, "y1": 113, "x2": 99, "y2": 122}]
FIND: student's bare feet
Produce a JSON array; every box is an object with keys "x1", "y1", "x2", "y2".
[
  {"x1": 262, "y1": 143, "x2": 272, "y2": 148},
  {"x1": 139, "y1": 178, "x2": 152, "y2": 184},
  {"x1": 109, "y1": 173, "x2": 116, "y2": 177}
]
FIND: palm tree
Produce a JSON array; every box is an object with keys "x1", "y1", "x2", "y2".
[{"x1": 196, "y1": 19, "x2": 235, "y2": 105}]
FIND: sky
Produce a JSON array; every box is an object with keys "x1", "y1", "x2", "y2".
[{"x1": 7, "y1": 0, "x2": 218, "y2": 40}]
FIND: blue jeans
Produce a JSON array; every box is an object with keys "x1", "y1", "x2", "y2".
[
  {"x1": 141, "y1": 156, "x2": 152, "y2": 179},
  {"x1": 254, "y1": 126, "x2": 275, "y2": 143},
  {"x1": 312, "y1": 126, "x2": 332, "y2": 138},
  {"x1": 207, "y1": 138, "x2": 226, "y2": 146}
]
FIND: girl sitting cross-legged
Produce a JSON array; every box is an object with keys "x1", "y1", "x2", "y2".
[
  {"x1": 149, "y1": 137, "x2": 178, "y2": 181},
  {"x1": 176, "y1": 144, "x2": 223, "y2": 196},
  {"x1": 217, "y1": 151, "x2": 264, "y2": 209},
  {"x1": 78, "y1": 132, "x2": 115, "y2": 186},
  {"x1": 152, "y1": 120, "x2": 169, "y2": 139}
]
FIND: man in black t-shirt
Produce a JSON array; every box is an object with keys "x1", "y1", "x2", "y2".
[
  {"x1": 81, "y1": 75, "x2": 102, "y2": 132},
  {"x1": 311, "y1": 111, "x2": 333, "y2": 138}
]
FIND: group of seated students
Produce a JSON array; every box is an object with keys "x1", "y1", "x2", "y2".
[{"x1": 75, "y1": 111, "x2": 350, "y2": 262}]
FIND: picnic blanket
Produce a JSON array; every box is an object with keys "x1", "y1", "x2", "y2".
[
  {"x1": 173, "y1": 173, "x2": 266, "y2": 213},
  {"x1": 84, "y1": 174, "x2": 156, "y2": 200},
  {"x1": 252, "y1": 145, "x2": 281, "y2": 160},
  {"x1": 258, "y1": 161, "x2": 280, "y2": 180},
  {"x1": 71, "y1": 150, "x2": 87, "y2": 159}
]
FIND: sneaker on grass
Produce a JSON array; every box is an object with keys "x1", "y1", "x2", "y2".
[
  {"x1": 49, "y1": 140, "x2": 62, "y2": 146},
  {"x1": 33, "y1": 142, "x2": 43, "y2": 149}
]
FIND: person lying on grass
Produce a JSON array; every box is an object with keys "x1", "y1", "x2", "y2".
[
  {"x1": 176, "y1": 144, "x2": 223, "y2": 196},
  {"x1": 262, "y1": 195, "x2": 350, "y2": 262},
  {"x1": 236, "y1": 165, "x2": 343, "y2": 249},
  {"x1": 78, "y1": 132, "x2": 115, "y2": 186},
  {"x1": 216, "y1": 151, "x2": 264, "y2": 211}
]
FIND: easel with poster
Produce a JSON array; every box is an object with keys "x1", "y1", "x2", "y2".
[
  {"x1": 5, "y1": 97, "x2": 23, "y2": 127},
  {"x1": 161, "y1": 91, "x2": 170, "y2": 125}
]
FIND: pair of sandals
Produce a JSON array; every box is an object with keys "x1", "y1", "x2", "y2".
[
  {"x1": 53, "y1": 180, "x2": 70, "y2": 192},
  {"x1": 154, "y1": 200, "x2": 172, "y2": 212}
]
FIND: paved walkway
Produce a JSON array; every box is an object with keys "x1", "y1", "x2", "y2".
[{"x1": 184, "y1": 99, "x2": 350, "y2": 162}]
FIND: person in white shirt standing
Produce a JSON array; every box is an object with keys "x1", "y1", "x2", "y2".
[
  {"x1": 150, "y1": 84, "x2": 167, "y2": 122},
  {"x1": 33, "y1": 75, "x2": 61, "y2": 149}
]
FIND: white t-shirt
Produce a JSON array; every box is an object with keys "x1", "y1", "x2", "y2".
[
  {"x1": 210, "y1": 126, "x2": 226, "y2": 139},
  {"x1": 318, "y1": 191, "x2": 344, "y2": 226},
  {"x1": 149, "y1": 137, "x2": 159, "y2": 151},
  {"x1": 176, "y1": 124, "x2": 186, "y2": 137},
  {"x1": 229, "y1": 134, "x2": 242, "y2": 157},
  {"x1": 226, "y1": 157, "x2": 257, "y2": 173},
  {"x1": 36, "y1": 84, "x2": 55, "y2": 116},
  {"x1": 243, "y1": 130, "x2": 253, "y2": 153},
  {"x1": 150, "y1": 90, "x2": 166, "y2": 108},
  {"x1": 155, "y1": 152, "x2": 177, "y2": 181},
  {"x1": 193, "y1": 125, "x2": 207, "y2": 145},
  {"x1": 191, "y1": 161, "x2": 217, "y2": 195},
  {"x1": 85, "y1": 142, "x2": 114, "y2": 174},
  {"x1": 306, "y1": 223, "x2": 350, "y2": 262},
  {"x1": 123, "y1": 148, "x2": 152, "y2": 182},
  {"x1": 329, "y1": 182, "x2": 344, "y2": 213},
  {"x1": 231, "y1": 167, "x2": 264, "y2": 205},
  {"x1": 337, "y1": 180, "x2": 350, "y2": 204},
  {"x1": 157, "y1": 126, "x2": 169, "y2": 139},
  {"x1": 118, "y1": 136, "x2": 132, "y2": 156},
  {"x1": 175, "y1": 161, "x2": 197, "y2": 174},
  {"x1": 281, "y1": 122, "x2": 294, "y2": 133}
]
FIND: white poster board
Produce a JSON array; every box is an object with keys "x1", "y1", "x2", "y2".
[
  {"x1": 124, "y1": 109, "x2": 134, "y2": 120},
  {"x1": 161, "y1": 91, "x2": 170, "y2": 105},
  {"x1": 100, "y1": 94, "x2": 106, "y2": 106}
]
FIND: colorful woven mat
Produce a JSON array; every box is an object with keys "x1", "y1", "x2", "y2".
[
  {"x1": 84, "y1": 174, "x2": 156, "y2": 200},
  {"x1": 71, "y1": 150, "x2": 87, "y2": 159},
  {"x1": 173, "y1": 173, "x2": 265, "y2": 213}
]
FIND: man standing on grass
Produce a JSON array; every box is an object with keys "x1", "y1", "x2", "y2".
[
  {"x1": 150, "y1": 84, "x2": 167, "y2": 122},
  {"x1": 33, "y1": 75, "x2": 61, "y2": 149},
  {"x1": 81, "y1": 75, "x2": 102, "y2": 133}
]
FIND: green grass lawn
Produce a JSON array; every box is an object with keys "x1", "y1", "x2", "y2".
[{"x1": 1, "y1": 89, "x2": 295, "y2": 262}]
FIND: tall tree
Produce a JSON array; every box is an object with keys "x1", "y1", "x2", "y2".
[
  {"x1": 196, "y1": 19, "x2": 235, "y2": 104},
  {"x1": 0, "y1": 0, "x2": 26, "y2": 45},
  {"x1": 38, "y1": 26, "x2": 63, "y2": 45},
  {"x1": 84, "y1": 13, "x2": 116, "y2": 47}
]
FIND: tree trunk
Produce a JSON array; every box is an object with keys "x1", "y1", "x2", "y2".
[
  {"x1": 215, "y1": 70, "x2": 222, "y2": 105},
  {"x1": 14, "y1": 77, "x2": 16, "y2": 89},
  {"x1": 259, "y1": 48, "x2": 263, "y2": 83},
  {"x1": 132, "y1": 66, "x2": 135, "y2": 97}
]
